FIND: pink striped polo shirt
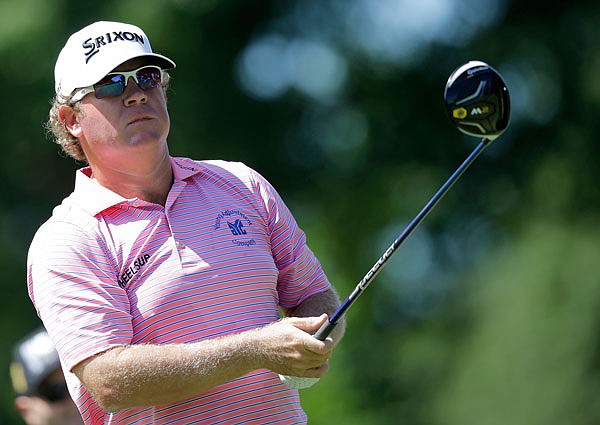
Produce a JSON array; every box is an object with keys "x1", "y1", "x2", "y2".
[{"x1": 27, "y1": 157, "x2": 330, "y2": 425}]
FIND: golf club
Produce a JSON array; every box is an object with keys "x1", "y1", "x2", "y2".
[{"x1": 281, "y1": 60, "x2": 511, "y2": 388}]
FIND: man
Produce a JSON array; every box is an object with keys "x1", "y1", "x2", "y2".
[
  {"x1": 10, "y1": 328, "x2": 84, "y2": 425},
  {"x1": 27, "y1": 21, "x2": 344, "y2": 424}
]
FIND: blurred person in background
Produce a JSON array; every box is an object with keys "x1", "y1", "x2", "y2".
[
  {"x1": 27, "y1": 20, "x2": 344, "y2": 424},
  {"x1": 10, "y1": 327, "x2": 84, "y2": 425}
]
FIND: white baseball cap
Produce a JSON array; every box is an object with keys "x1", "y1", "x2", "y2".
[{"x1": 55, "y1": 21, "x2": 176, "y2": 101}]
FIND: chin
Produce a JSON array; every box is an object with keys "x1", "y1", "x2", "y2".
[{"x1": 127, "y1": 132, "x2": 168, "y2": 148}]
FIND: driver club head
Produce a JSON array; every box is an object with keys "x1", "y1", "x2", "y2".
[{"x1": 444, "y1": 60, "x2": 511, "y2": 141}]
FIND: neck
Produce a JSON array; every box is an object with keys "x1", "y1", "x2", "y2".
[{"x1": 90, "y1": 152, "x2": 174, "y2": 206}]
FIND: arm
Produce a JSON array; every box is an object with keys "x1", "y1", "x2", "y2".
[{"x1": 73, "y1": 315, "x2": 334, "y2": 413}]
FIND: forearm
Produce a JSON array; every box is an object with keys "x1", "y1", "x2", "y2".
[
  {"x1": 75, "y1": 331, "x2": 262, "y2": 412},
  {"x1": 74, "y1": 317, "x2": 333, "y2": 412}
]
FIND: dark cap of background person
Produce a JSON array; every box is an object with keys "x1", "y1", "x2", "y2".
[{"x1": 9, "y1": 328, "x2": 68, "y2": 401}]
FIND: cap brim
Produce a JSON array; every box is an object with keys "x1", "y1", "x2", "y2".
[{"x1": 128, "y1": 53, "x2": 176, "y2": 71}]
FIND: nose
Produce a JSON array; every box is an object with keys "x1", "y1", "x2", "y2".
[{"x1": 122, "y1": 76, "x2": 147, "y2": 106}]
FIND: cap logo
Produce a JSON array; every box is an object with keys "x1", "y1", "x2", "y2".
[{"x1": 82, "y1": 31, "x2": 145, "y2": 64}]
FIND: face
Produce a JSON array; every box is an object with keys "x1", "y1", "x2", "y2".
[
  {"x1": 60, "y1": 57, "x2": 171, "y2": 173},
  {"x1": 15, "y1": 396, "x2": 84, "y2": 425}
]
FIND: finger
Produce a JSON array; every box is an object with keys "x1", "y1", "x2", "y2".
[
  {"x1": 302, "y1": 336, "x2": 333, "y2": 356},
  {"x1": 286, "y1": 314, "x2": 329, "y2": 333},
  {"x1": 303, "y1": 362, "x2": 330, "y2": 378}
]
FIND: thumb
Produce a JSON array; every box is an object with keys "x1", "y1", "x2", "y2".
[{"x1": 288, "y1": 313, "x2": 328, "y2": 333}]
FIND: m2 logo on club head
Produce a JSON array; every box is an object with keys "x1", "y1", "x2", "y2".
[
  {"x1": 453, "y1": 104, "x2": 493, "y2": 120},
  {"x1": 469, "y1": 104, "x2": 493, "y2": 117},
  {"x1": 471, "y1": 106, "x2": 486, "y2": 115}
]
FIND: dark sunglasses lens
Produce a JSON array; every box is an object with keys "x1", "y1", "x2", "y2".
[
  {"x1": 37, "y1": 381, "x2": 70, "y2": 402},
  {"x1": 136, "y1": 67, "x2": 162, "y2": 90},
  {"x1": 94, "y1": 74, "x2": 125, "y2": 98}
]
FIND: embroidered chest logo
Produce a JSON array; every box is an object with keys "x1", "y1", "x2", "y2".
[
  {"x1": 118, "y1": 254, "x2": 150, "y2": 288},
  {"x1": 214, "y1": 209, "x2": 256, "y2": 247},
  {"x1": 228, "y1": 219, "x2": 247, "y2": 235}
]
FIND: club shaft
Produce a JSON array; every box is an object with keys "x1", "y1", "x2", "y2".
[{"x1": 314, "y1": 138, "x2": 492, "y2": 341}]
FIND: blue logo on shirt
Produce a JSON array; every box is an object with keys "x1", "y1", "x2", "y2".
[
  {"x1": 227, "y1": 219, "x2": 247, "y2": 235},
  {"x1": 214, "y1": 209, "x2": 256, "y2": 247}
]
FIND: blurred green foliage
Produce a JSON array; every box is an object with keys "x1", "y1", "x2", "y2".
[{"x1": 1, "y1": 0, "x2": 599, "y2": 423}]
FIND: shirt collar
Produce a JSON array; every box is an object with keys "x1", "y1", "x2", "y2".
[
  {"x1": 171, "y1": 156, "x2": 203, "y2": 180},
  {"x1": 73, "y1": 168, "x2": 128, "y2": 216},
  {"x1": 72, "y1": 157, "x2": 203, "y2": 216}
]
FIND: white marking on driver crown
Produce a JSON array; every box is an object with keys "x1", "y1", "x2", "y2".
[{"x1": 456, "y1": 80, "x2": 486, "y2": 105}]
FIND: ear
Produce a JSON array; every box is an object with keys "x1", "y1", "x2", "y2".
[{"x1": 58, "y1": 105, "x2": 83, "y2": 138}]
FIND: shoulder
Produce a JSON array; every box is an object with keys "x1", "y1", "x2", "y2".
[
  {"x1": 200, "y1": 159, "x2": 257, "y2": 181},
  {"x1": 50, "y1": 193, "x2": 103, "y2": 232},
  {"x1": 173, "y1": 158, "x2": 285, "y2": 212},
  {"x1": 29, "y1": 195, "x2": 104, "y2": 256},
  {"x1": 175, "y1": 157, "x2": 267, "y2": 189}
]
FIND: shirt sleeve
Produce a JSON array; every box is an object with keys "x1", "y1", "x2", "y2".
[
  {"x1": 27, "y1": 218, "x2": 133, "y2": 372},
  {"x1": 248, "y1": 168, "x2": 331, "y2": 308}
]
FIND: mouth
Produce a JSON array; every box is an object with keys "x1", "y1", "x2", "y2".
[{"x1": 127, "y1": 115, "x2": 154, "y2": 126}]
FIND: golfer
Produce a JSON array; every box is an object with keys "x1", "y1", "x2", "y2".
[{"x1": 27, "y1": 20, "x2": 344, "y2": 424}]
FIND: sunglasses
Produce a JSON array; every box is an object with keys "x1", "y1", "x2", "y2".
[{"x1": 71, "y1": 65, "x2": 164, "y2": 103}]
